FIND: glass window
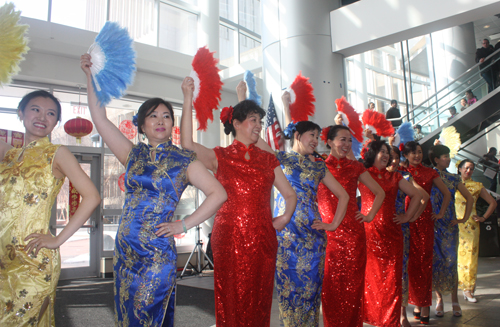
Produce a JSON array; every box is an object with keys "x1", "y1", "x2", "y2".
[
  {"x1": 103, "y1": 154, "x2": 126, "y2": 210},
  {"x1": 238, "y1": 0, "x2": 260, "y2": 34},
  {"x1": 159, "y1": 3, "x2": 198, "y2": 55},
  {"x1": 51, "y1": 0, "x2": 106, "y2": 32},
  {"x1": 220, "y1": 0, "x2": 236, "y2": 22},
  {"x1": 6, "y1": 0, "x2": 49, "y2": 21},
  {"x1": 239, "y1": 32, "x2": 261, "y2": 64},
  {"x1": 109, "y1": 0, "x2": 158, "y2": 46},
  {"x1": 219, "y1": 24, "x2": 236, "y2": 67}
]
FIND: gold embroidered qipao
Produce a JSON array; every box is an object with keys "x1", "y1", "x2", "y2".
[{"x1": 0, "y1": 137, "x2": 64, "y2": 327}]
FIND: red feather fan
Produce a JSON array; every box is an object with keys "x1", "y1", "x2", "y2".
[
  {"x1": 289, "y1": 72, "x2": 315, "y2": 122},
  {"x1": 190, "y1": 46, "x2": 223, "y2": 131},
  {"x1": 361, "y1": 110, "x2": 394, "y2": 137},
  {"x1": 321, "y1": 126, "x2": 331, "y2": 145},
  {"x1": 360, "y1": 140, "x2": 372, "y2": 160},
  {"x1": 335, "y1": 96, "x2": 363, "y2": 142}
]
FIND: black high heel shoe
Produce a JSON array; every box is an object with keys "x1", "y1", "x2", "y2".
[
  {"x1": 413, "y1": 310, "x2": 421, "y2": 319},
  {"x1": 420, "y1": 316, "x2": 430, "y2": 325}
]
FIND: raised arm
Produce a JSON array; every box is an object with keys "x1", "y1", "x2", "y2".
[
  {"x1": 236, "y1": 81, "x2": 247, "y2": 102},
  {"x1": 312, "y1": 170, "x2": 349, "y2": 231},
  {"x1": 180, "y1": 76, "x2": 218, "y2": 173},
  {"x1": 409, "y1": 179, "x2": 429, "y2": 222},
  {"x1": 272, "y1": 167, "x2": 297, "y2": 231},
  {"x1": 394, "y1": 178, "x2": 422, "y2": 224},
  {"x1": 155, "y1": 160, "x2": 227, "y2": 237},
  {"x1": 432, "y1": 177, "x2": 451, "y2": 220},
  {"x1": 24, "y1": 146, "x2": 101, "y2": 255},
  {"x1": 0, "y1": 139, "x2": 13, "y2": 162},
  {"x1": 474, "y1": 187, "x2": 497, "y2": 222},
  {"x1": 81, "y1": 54, "x2": 133, "y2": 165},
  {"x1": 357, "y1": 171, "x2": 385, "y2": 223},
  {"x1": 452, "y1": 183, "x2": 474, "y2": 225},
  {"x1": 282, "y1": 91, "x2": 292, "y2": 126}
]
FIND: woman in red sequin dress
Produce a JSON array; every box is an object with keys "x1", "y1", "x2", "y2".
[
  {"x1": 402, "y1": 141, "x2": 451, "y2": 324},
  {"x1": 359, "y1": 141, "x2": 422, "y2": 327},
  {"x1": 181, "y1": 77, "x2": 297, "y2": 326},
  {"x1": 316, "y1": 125, "x2": 385, "y2": 327}
]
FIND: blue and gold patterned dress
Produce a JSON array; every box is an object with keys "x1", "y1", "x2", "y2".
[
  {"x1": 0, "y1": 137, "x2": 64, "y2": 327},
  {"x1": 274, "y1": 151, "x2": 327, "y2": 327},
  {"x1": 114, "y1": 141, "x2": 195, "y2": 327},
  {"x1": 431, "y1": 168, "x2": 460, "y2": 295},
  {"x1": 397, "y1": 171, "x2": 411, "y2": 307}
]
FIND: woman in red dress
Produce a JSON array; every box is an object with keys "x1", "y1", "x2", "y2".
[
  {"x1": 359, "y1": 141, "x2": 422, "y2": 327},
  {"x1": 402, "y1": 141, "x2": 451, "y2": 324},
  {"x1": 316, "y1": 125, "x2": 385, "y2": 327},
  {"x1": 180, "y1": 77, "x2": 297, "y2": 326}
]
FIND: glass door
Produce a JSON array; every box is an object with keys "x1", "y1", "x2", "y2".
[{"x1": 50, "y1": 153, "x2": 101, "y2": 279}]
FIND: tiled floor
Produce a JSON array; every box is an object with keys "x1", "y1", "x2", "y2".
[{"x1": 177, "y1": 256, "x2": 500, "y2": 326}]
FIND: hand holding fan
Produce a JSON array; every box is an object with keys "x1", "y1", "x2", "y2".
[
  {"x1": 287, "y1": 72, "x2": 315, "y2": 122},
  {"x1": 392, "y1": 122, "x2": 414, "y2": 149},
  {"x1": 88, "y1": 21, "x2": 136, "y2": 106},
  {"x1": 335, "y1": 96, "x2": 363, "y2": 142},
  {"x1": 361, "y1": 110, "x2": 394, "y2": 137},
  {"x1": 190, "y1": 46, "x2": 223, "y2": 131},
  {"x1": 0, "y1": 2, "x2": 29, "y2": 86}
]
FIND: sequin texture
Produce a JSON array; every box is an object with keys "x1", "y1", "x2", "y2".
[
  {"x1": 317, "y1": 155, "x2": 366, "y2": 327},
  {"x1": 406, "y1": 164, "x2": 439, "y2": 306},
  {"x1": 360, "y1": 166, "x2": 403, "y2": 327},
  {"x1": 211, "y1": 140, "x2": 280, "y2": 326}
]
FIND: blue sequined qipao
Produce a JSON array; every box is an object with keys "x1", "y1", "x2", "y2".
[
  {"x1": 431, "y1": 168, "x2": 460, "y2": 295},
  {"x1": 396, "y1": 171, "x2": 411, "y2": 307},
  {"x1": 114, "y1": 141, "x2": 195, "y2": 327},
  {"x1": 274, "y1": 151, "x2": 327, "y2": 327}
]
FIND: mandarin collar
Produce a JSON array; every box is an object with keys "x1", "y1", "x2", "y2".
[
  {"x1": 147, "y1": 140, "x2": 172, "y2": 150},
  {"x1": 326, "y1": 154, "x2": 349, "y2": 166},
  {"x1": 23, "y1": 136, "x2": 50, "y2": 149},
  {"x1": 232, "y1": 139, "x2": 256, "y2": 151},
  {"x1": 407, "y1": 163, "x2": 423, "y2": 175}
]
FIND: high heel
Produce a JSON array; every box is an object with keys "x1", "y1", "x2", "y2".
[
  {"x1": 452, "y1": 302, "x2": 462, "y2": 317},
  {"x1": 463, "y1": 291, "x2": 477, "y2": 303},
  {"x1": 435, "y1": 299, "x2": 444, "y2": 317},
  {"x1": 420, "y1": 316, "x2": 430, "y2": 325},
  {"x1": 413, "y1": 310, "x2": 421, "y2": 319}
]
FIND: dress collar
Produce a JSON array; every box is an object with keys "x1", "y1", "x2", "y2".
[
  {"x1": 326, "y1": 154, "x2": 349, "y2": 167},
  {"x1": 147, "y1": 140, "x2": 172, "y2": 150},
  {"x1": 407, "y1": 163, "x2": 423, "y2": 176},
  {"x1": 23, "y1": 136, "x2": 50, "y2": 149},
  {"x1": 232, "y1": 139, "x2": 256, "y2": 151}
]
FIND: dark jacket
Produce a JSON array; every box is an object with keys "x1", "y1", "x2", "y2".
[
  {"x1": 385, "y1": 107, "x2": 402, "y2": 127},
  {"x1": 476, "y1": 45, "x2": 495, "y2": 70}
]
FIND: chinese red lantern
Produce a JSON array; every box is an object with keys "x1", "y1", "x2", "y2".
[
  {"x1": 118, "y1": 173, "x2": 125, "y2": 192},
  {"x1": 119, "y1": 120, "x2": 137, "y2": 140},
  {"x1": 172, "y1": 126, "x2": 180, "y2": 146},
  {"x1": 64, "y1": 117, "x2": 93, "y2": 144}
]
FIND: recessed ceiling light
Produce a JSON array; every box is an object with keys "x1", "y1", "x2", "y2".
[{"x1": 484, "y1": 25, "x2": 491, "y2": 29}]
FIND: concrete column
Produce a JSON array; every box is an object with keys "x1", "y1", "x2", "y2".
[{"x1": 262, "y1": 0, "x2": 344, "y2": 152}]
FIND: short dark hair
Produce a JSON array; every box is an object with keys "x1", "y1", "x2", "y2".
[
  {"x1": 489, "y1": 147, "x2": 497, "y2": 154},
  {"x1": 363, "y1": 140, "x2": 391, "y2": 168},
  {"x1": 223, "y1": 99, "x2": 266, "y2": 136},
  {"x1": 458, "y1": 159, "x2": 475, "y2": 170},
  {"x1": 391, "y1": 145, "x2": 401, "y2": 160},
  {"x1": 18, "y1": 90, "x2": 62, "y2": 122},
  {"x1": 483, "y1": 38, "x2": 490, "y2": 45},
  {"x1": 414, "y1": 124, "x2": 422, "y2": 130},
  {"x1": 402, "y1": 141, "x2": 421, "y2": 160},
  {"x1": 284, "y1": 121, "x2": 321, "y2": 146},
  {"x1": 368, "y1": 102, "x2": 375, "y2": 108},
  {"x1": 428, "y1": 144, "x2": 450, "y2": 166},
  {"x1": 390, "y1": 99, "x2": 398, "y2": 106},
  {"x1": 325, "y1": 125, "x2": 350, "y2": 149},
  {"x1": 449, "y1": 106, "x2": 457, "y2": 113},
  {"x1": 136, "y1": 98, "x2": 174, "y2": 134}
]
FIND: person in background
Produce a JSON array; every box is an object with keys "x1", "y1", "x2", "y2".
[
  {"x1": 414, "y1": 124, "x2": 424, "y2": 142},
  {"x1": 460, "y1": 98, "x2": 469, "y2": 112},
  {"x1": 465, "y1": 90, "x2": 478, "y2": 106},
  {"x1": 448, "y1": 106, "x2": 458, "y2": 121},
  {"x1": 386, "y1": 99, "x2": 402, "y2": 128},
  {"x1": 475, "y1": 38, "x2": 495, "y2": 93},
  {"x1": 456, "y1": 159, "x2": 497, "y2": 303},
  {"x1": 368, "y1": 102, "x2": 376, "y2": 110},
  {"x1": 478, "y1": 147, "x2": 498, "y2": 193}
]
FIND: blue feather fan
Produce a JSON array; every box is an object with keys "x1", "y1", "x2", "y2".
[
  {"x1": 88, "y1": 21, "x2": 136, "y2": 106},
  {"x1": 244, "y1": 70, "x2": 261, "y2": 106},
  {"x1": 352, "y1": 135, "x2": 363, "y2": 159}
]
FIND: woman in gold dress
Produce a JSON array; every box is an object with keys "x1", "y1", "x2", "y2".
[
  {"x1": 0, "y1": 91, "x2": 101, "y2": 326},
  {"x1": 456, "y1": 159, "x2": 497, "y2": 303}
]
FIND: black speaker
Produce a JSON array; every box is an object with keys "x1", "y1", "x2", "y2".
[{"x1": 478, "y1": 198, "x2": 500, "y2": 257}]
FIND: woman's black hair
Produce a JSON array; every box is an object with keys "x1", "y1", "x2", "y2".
[
  {"x1": 402, "y1": 141, "x2": 420, "y2": 157},
  {"x1": 325, "y1": 125, "x2": 350, "y2": 149},
  {"x1": 285, "y1": 121, "x2": 321, "y2": 146},
  {"x1": 363, "y1": 140, "x2": 391, "y2": 168},
  {"x1": 457, "y1": 159, "x2": 475, "y2": 170},
  {"x1": 391, "y1": 145, "x2": 400, "y2": 161},
  {"x1": 428, "y1": 144, "x2": 450, "y2": 166},
  {"x1": 18, "y1": 90, "x2": 62, "y2": 122},
  {"x1": 223, "y1": 99, "x2": 266, "y2": 136},
  {"x1": 136, "y1": 98, "x2": 174, "y2": 134}
]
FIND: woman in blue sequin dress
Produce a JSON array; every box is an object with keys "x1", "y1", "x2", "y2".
[
  {"x1": 82, "y1": 55, "x2": 227, "y2": 326},
  {"x1": 263, "y1": 92, "x2": 349, "y2": 326},
  {"x1": 428, "y1": 145, "x2": 473, "y2": 318}
]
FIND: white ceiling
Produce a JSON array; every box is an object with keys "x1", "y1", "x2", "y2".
[{"x1": 474, "y1": 14, "x2": 500, "y2": 48}]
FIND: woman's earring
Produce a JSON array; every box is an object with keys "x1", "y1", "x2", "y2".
[{"x1": 142, "y1": 134, "x2": 146, "y2": 141}]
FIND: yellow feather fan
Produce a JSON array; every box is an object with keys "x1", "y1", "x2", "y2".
[
  {"x1": 438, "y1": 126, "x2": 461, "y2": 159},
  {"x1": 0, "y1": 2, "x2": 30, "y2": 86}
]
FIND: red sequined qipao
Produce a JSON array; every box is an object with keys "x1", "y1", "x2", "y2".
[
  {"x1": 406, "y1": 164, "x2": 439, "y2": 306},
  {"x1": 211, "y1": 140, "x2": 280, "y2": 326},
  {"x1": 317, "y1": 155, "x2": 366, "y2": 327},
  {"x1": 359, "y1": 167, "x2": 403, "y2": 327}
]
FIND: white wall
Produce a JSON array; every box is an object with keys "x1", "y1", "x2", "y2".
[
  {"x1": 330, "y1": 0, "x2": 500, "y2": 56},
  {"x1": 15, "y1": 17, "x2": 238, "y2": 108}
]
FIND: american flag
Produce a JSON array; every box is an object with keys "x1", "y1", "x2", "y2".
[{"x1": 265, "y1": 95, "x2": 284, "y2": 151}]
